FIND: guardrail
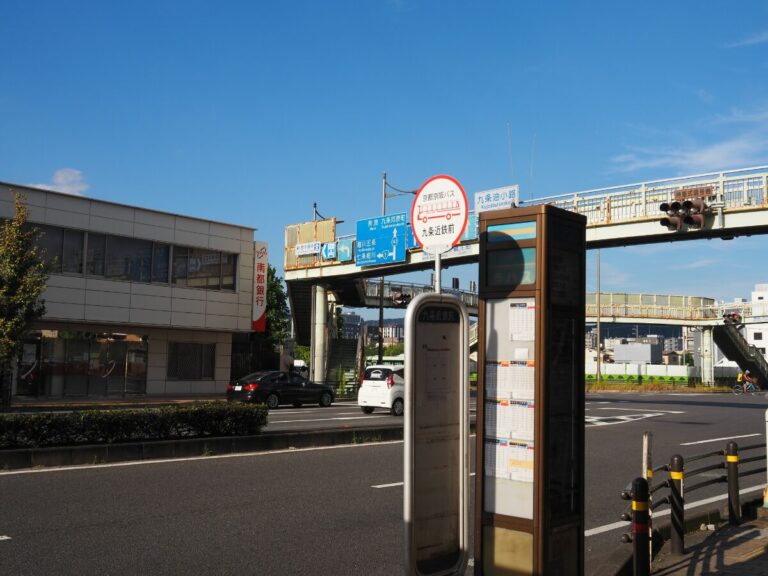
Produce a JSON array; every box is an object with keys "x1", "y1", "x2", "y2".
[{"x1": 619, "y1": 429, "x2": 767, "y2": 575}]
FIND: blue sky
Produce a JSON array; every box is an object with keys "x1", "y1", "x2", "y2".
[{"x1": 2, "y1": 1, "x2": 768, "y2": 317}]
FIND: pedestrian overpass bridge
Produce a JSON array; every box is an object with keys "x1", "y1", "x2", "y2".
[
  {"x1": 284, "y1": 165, "x2": 768, "y2": 384},
  {"x1": 355, "y1": 280, "x2": 757, "y2": 327}
]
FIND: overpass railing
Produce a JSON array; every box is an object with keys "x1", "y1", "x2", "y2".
[
  {"x1": 586, "y1": 304, "x2": 722, "y2": 322},
  {"x1": 363, "y1": 279, "x2": 479, "y2": 309},
  {"x1": 520, "y1": 165, "x2": 768, "y2": 226}
]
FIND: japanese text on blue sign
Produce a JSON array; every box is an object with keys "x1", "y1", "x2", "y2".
[{"x1": 355, "y1": 212, "x2": 407, "y2": 266}]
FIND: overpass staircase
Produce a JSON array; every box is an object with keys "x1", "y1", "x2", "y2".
[
  {"x1": 325, "y1": 339, "x2": 359, "y2": 390},
  {"x1": 713, "y1": 322, "x2": 768, "y2": 385}
]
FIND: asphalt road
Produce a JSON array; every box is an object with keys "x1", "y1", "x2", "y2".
[
  {"x1": 1, "y1": 392, "x2": 766, "y2": 575},
  {"x1": 260, "y1": 400, "x2": 476, "y2": 433}
]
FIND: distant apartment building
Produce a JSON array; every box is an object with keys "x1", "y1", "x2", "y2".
[
  {"x1": 744, "y1": 284, "x2": 768, "y2": 357},
  {"x1": 366, "y1": 319, "x2": 404, "y2": 346},
  {"x1": 2, "y1": 181, "x2": 259, "y2": 398},
  {"x1": 340, "y1": 312, "x2": 363, "y2": 340}
]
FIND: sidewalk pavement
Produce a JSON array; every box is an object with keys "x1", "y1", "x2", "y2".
[{"x1": 651, "y1": 513, "x2": 768, "y2": 575}]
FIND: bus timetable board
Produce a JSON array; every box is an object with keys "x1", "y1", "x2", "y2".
[
  {"x1": 404, "y1": 293, "x2": 470, "y2": 576},
  {"x1": 475, "y1": 205, "x2": 586, "y2": 576}
]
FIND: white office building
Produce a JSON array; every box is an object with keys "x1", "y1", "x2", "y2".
[
  {"x1": 745, "y1": 284, "x2": 768, "y2": 357},
  {"x1": 1, "y1": 182, "x2": 258, "y2": 398}
]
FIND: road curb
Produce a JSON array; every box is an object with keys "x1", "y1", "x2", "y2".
[{"x1": 0, "y1": 425, "x2": 406, "y2": 471}]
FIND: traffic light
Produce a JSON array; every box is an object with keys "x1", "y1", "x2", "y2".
[
  {"x1": 659, "y1": 201, "x2": 683, "y2": 231},
  {"x1": 682, "y1": 199, "x2": 708, "y2": 228},
  {"x1": 659, "y1": 198, "x2": 709, "y2": 231}
]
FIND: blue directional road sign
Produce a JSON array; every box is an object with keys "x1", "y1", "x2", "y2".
[
  {"x1": 355, "y1": 212, "x2": 407, "y2": 266},
  {"x1": 337, "y1": 238, "x2": 354, "y2": 262},
  {"x1": 321, "y1": 242, "x2": 337, "y2": 260}
]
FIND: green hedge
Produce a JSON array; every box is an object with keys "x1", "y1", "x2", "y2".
[{"x1": 0, "y1": 402, "x2": 268, "y2": 449}]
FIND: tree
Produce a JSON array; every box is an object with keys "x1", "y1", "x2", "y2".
[
  {"x1": 384, "y1": 342, "x2": 404, "y2": 357},
  {"x1": 265, "y1": 264, "x2": 290, "y2": 348},
  {"x1": 0, "y1": 191, "x2": 48, "y2": 410}
]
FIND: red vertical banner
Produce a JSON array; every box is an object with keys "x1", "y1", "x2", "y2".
[{"x1": 252, "y1": 241, "x2": 268, "y2": 332}]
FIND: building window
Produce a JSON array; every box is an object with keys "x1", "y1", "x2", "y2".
[
  {"x1": 16, "y1": 330, "x2": 148, "y2": 398},
  {"x1": 29, "y1": 222, "x2": 236, "y2": 290},
  {"x1": 86, "y1": 233, "x2": 106, "y2": 275},
  {"x1": 86, "y1": 234, "x2": 170, "y2": 284},
  {"x1": 152, "y1": 243, "x2": 170, "y2": 283},
  {"x1": 62, "y1": 229, "x2": 84, "y2": 273},
  {"x1": 32, "y1": 224, "x2": 84, "y2": 275},
  {"x1": 171, "y1": 245, "x2": 237, "y2": 291},
  {"x1": 167, "y1": 342, "x2": 216, "y2": 380},
  {"x1": 755, "y1": 332, "x2": 763, "y2": 341},
  {"x1": 172, "y1": 246, "x2": 189, "y2": 286},
  {"x1": 759, "y1": 347, "x2": 766, "y2": 355},
  {"x1": 34, "y1": 224, "x2": 64, "y2": 273},
  {"x1": 188, "y1": 247, "x2": 223, "y2": 289},
  {"x1": 105, "y1": 236, "x2": 153, "y2": 282}
]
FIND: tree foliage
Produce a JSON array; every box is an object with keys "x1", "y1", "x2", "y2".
[
  {"x1": 0, "y1": 191, "x2": 48, "y2": 407},
  {"x1": 265, "y1": 264, "x2": 290, "y2": 347}
]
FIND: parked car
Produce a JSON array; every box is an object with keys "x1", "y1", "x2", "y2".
[
  {"x1": 357, "y1": 364, "x2": 405, "y2": 416},
  {"x1": 227, "y1": 370, "x2": 334, "y2": 408}
]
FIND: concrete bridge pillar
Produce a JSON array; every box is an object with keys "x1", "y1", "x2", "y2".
[
  {"x1": 310, "y1": 284, "x2": 329, "y2": 383},
  {"x1": 700, "y1": 326, "x2": 715, "y2": 386}
]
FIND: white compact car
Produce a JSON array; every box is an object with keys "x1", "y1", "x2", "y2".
[{"x1": 357, "y1": 364, "x2": 405, "y2": 416}]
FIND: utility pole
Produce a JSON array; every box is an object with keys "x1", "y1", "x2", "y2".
[
  {"x1": 378, "y1": 172, "x2": 386, "y2": 364},
  {"x1": 376, "y1": 172, "x2": 418, "y2": 365},
  {"x1": 596, "y1": 249, "x2": 601, "y2": 385}
]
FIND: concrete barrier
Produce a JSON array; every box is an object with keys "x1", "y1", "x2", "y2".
[{"x1": 0, "y1": 426, "x2": 408, "y2": 471}]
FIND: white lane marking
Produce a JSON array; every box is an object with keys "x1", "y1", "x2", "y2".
[
  {"x1": 586, "y1": 413, "x2": 665, "y2": 427},
  {"x1": 372, "y1": 481, "x2": 404, "y2": 489},
  {"x1": 269, "y1": 415, "x2": 391, "y2": 424},
  {"x1": 373, "y1": 472, "x2": 476, "y2": 489},
  {"x1": 585, "y1": 484, "x2": 764, "y2": 537},
  {"x1": 0, "y1": 535, "x2": 11, "y2": 541},
  {"x1": 680, "y1": 433, "x2": 760, "y2": 446},
  {"x1": 269, "y1": 408, "x2": 353, "y2": 415},
  {"x1": 597, "y1": 407, "x2": 684, "y2": 414}
]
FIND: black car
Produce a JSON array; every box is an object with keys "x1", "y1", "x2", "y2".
[{"x1": 226, "y1": 370, "x2": 335, "y2": 408}]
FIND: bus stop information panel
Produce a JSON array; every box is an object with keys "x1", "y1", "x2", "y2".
[{"x1": 475, "y1": 205, "x2": 586, "y2": 575}]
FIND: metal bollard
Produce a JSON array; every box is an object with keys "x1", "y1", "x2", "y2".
[
  {"x1": 726, "y1": 441, "x2": 741, "y2": 526},
  {"x1": 631, "y1": 477, "x2": 651, "y2": 576},
  {"x1": 669, "y1": 454, "x2": 685, "y2": 555}
]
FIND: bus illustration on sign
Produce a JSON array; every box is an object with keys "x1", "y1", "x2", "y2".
[{"x1": 417, "y1": 199, "x2": 462, "y2": 223}]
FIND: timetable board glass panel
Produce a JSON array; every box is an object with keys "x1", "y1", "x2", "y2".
[{"x1": 483, "y1": 297, "x2": 536, "y2": 519}]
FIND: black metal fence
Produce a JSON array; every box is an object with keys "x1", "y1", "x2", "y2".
[{"x1": 620, "y1": 437, "x2": 767, "y2": 575}]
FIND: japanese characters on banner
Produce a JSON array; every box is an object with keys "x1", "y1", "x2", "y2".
[
  {"x1": 252, "y1": 241, "x2": 268, "y2": 332},
  {"x1": 410, "y1": 175, "x2": 469, "y2": 254}
]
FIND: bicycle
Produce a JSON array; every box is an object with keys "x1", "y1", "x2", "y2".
[{"x1": 733, "y1": 380, "x2": 759, "y2": 395}]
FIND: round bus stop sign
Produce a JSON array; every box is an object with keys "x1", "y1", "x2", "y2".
[{"x1": 411, "y1": 175, "x2": 469, "y2": 255}]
